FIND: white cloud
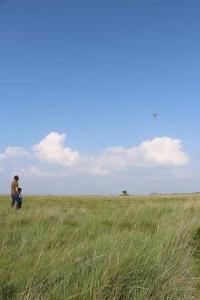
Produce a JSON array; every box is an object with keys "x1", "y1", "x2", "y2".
[
  {"x1": 0, "y1": 146, "x2": 31, "y2": 160},
  {"x1": 0, "y1": 133, "x2": 192, "y2": 194},
  {"x1": 33, "y1": 132, "x2": 80, "y2": 166},
  {"x1": 138, "y1": 137, "x2": 189, "y2": 166},
  {"x1": 0, "y1": 133, "x2": 189, "y2": 178},
  {"x1": 31, "y1": 134, "x2": 189, "y2": 175},
  {"x1": 83, "y1": 137, "x2": 189, "y2": 175}
]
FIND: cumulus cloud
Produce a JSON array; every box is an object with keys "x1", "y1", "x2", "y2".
[
  {"x1": 83, "y1": 137, "x2": 189, "y2": 175},
  {"x1": 0, "y1": 133, "x2": 189, "y2": 178},
  {"x1": 33, "y1": 132, "x2": 80, "y2": 166},
  {"x1": 138, "y1": 137, "x2": 189, "y2": 166},
  {"x1": 31, "y1": 134, "x2": 189, "y2": 175},
  {"x1": 0, "y1": 146, "x2": 30, "y2": 160}
]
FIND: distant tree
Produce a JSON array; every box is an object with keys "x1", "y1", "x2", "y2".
[{"x1": 121, "y1": 190, "x2": 129, "y2": 196}]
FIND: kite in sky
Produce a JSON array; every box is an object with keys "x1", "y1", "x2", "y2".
[{"x1": 153, "y1": 113, "x2": 158, "y2": 119}]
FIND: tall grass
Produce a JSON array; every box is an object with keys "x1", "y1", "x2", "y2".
[{"x1": 0, "y1": 195, "x2": 199, "y2": 299}]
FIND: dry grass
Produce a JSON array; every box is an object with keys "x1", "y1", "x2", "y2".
[{"x1": 0, "y1": 195, "x2": 200, "y2": 299}]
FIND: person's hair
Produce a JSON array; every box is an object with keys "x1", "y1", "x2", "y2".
[
  {"x1": 14, "y1": 175, "x2": 19, "y2": 181},
  {"x1": 18, "y1": 188, "x2": 22, "y2": 193}
]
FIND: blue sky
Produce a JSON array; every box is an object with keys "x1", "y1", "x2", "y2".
[{"x1": 0, "y1": 0, "x2": 200, "y2": 194}]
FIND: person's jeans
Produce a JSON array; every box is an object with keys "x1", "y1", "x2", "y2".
[{"x1": 11, "y1": 194, "x2": 20, "y2": 208}]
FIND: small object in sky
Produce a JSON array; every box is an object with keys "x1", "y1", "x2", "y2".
[{"x1": 153, "y1": 112, "x2": 158, "y2": 119}]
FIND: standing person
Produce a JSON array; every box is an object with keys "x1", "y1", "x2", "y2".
[{"x1": 11, "y1": 175, "x2": 20, "y2": 208}]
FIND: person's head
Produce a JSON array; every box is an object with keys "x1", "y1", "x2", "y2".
[
  {"x1": 14, "y1": 175, "x2": 19, "y2": 181},
  {"x1": 18, "y1": 188, "x2": 22, "y2": 193}
]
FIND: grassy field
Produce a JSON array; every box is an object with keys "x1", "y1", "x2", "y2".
[{"x1": 0, "y1": 195, "x2": 200, "y2": 300}]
